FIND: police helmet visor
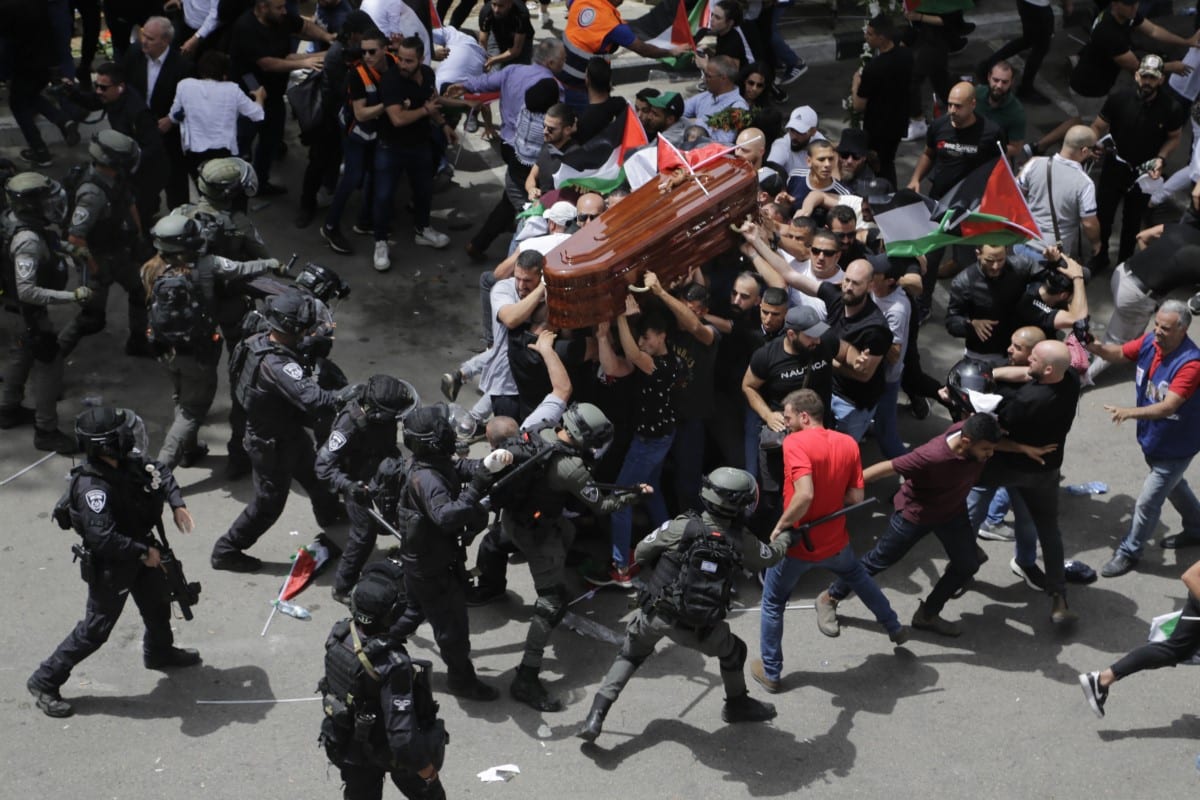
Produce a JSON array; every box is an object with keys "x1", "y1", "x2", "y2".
[{"x1": 43, "y1": 184, "x2": 68, "y2": 226}]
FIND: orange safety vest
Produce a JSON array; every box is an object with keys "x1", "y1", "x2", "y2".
[
  {"x1": 343, "y1": 54, "x2": 399, "y2": 141},
  {"x1": 563, "y1": 0, "x2": 624, "y2": 85}
]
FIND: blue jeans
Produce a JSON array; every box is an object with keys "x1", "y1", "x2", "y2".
[
  {"x1": 1117, "y1": 454, "x2": 1200, "y2": 559},
  {"x1": 968, "y1": 485, "x2": 1037, "y2": 565},
  {"x1": 770, "y1": 4, "x2": 800, "y2": 70},
  {"x1": 373, "y1": 142, "x2": 434, "y2": 241},
  {"x1": 760, "y1": 545, "x2": 900, "y2": 680},
  {"x1": 831, "y1": 394, "x2": 876, "y2": 443},
  {"x1": 873, "y1": 380, "x2": 907, "y2": 459},
  {"x1": 828, "y1": 511, "x2": 979, "y2": 618},
  {"x1": 986, "y1": 487, "x2": 1011, "y2": 527},
  {"x1": 324, "y1": 134, "x2": 374, "y2": 232},
  {"x1": 743, "y1": 409, "x2": 762, "y2": 480},
  {"x1": 668, "y1": 417, "x2": 705, "y2": 513},
  {"x1": 610, "y1": 432, "x2": 675, "y2": 567}
]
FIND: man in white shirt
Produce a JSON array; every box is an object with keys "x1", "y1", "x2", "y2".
[
  {"x1": 167, "y1": 0, "x2": 220, "y2": 56},
  {"x1": 361, "y1": 0, "x2": 432, "y2": 64},
  {"x1": 766, "y1": 105, "x2": 826, "y2": 175}
]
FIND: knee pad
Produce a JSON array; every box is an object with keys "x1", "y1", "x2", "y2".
[
  {"x1": 533, "y1": 585, "x2": 567, "y2": 626},
  {"x1": 719, "y1": 635, "x2": 748, "y2": 673}
]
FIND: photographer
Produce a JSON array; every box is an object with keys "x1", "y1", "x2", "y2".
[{"x1": 27, "y1": 407, "x2": 199, "y2": 719}]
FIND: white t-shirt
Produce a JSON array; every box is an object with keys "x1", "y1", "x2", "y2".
[
  {"x1": 787, "y1": 259, "x2": 843, "y2": 320},
  {"x1": 872, "y1": 286, "x2": 911, "y2": 384}
]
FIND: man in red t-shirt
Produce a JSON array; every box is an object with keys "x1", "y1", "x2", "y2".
[
  {"x1": 1088, "y1": 301, "x2": 1200, "y2": 576},
  {"x1": 821, "y1": 414, "x2": 1003, "y2": 639},
  {"x1": 752, "y1": 389, "x2": 904, "y2": 694}
]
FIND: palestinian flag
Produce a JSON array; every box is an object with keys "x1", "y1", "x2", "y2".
[
  {"x1": 689, "y1": 0, "x2": 712, "y2": 31},
  {"x1": 278, "y1": 539, "x2": 335, "y2": 602},
  {"x1": 429, "y1": 0, "x2": 442, "y2": 29},
  {"x1": 875, "y1": 158, "x2": 1041, "y2": 257},
  {"x1": 624, "y1": 136, "x2": 739, "y2": 190},
  {"x1": 645, "y1": 0, "x2": 697, "y2": 67},
  {"x1": 553, "y1": 104, "x2": 648, "y2": 193}
]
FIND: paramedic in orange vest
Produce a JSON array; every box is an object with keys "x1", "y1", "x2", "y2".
[{"x1": 561, "y1": 0, "x2": 689, "y2": 110}]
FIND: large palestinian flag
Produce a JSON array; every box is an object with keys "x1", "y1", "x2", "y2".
[{"x1": 552, "y1": 104, "x2": 648, "y2": 193}]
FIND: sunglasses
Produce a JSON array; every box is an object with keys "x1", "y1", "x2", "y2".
[
  {"x1": 95, "y1": 82, "x2": 116, "y2": 91},
  {"x1": 811, "y1": 247, "x2": 839, "y2": 256},
  {"x1": 361, "y1": 47, "x2": 380, "y2": 55},
  {"x1": 838, "y1": 151, "x2": 863, "y2": 160},
  {"x1": 577, "y1": 213, "x2": 598, "y2": 221}
]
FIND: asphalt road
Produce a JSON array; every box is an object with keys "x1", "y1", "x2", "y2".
[{"x1": 3, "y1": 8, "x2": 1200, "y2": 798}]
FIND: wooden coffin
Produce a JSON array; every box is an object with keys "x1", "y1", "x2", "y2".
[{"x1": 543, "y1": 157, "x2": 758, "y2": 329}]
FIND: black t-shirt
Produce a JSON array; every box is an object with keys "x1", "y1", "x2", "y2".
[
  {"x1": 748, "y1": 332, "x2": 839, "y2": 412},
  {"x1": 1011, "y1": 290, "x2": 1062, "y2": 339},
  {"x1": 230, "y1": 8, "x2": 303, "y2": 96},
  {"x1": 991, "y1": 370, "x2": 1080, "y2": 473},
  {"x1": 1099, "y1": 88, "x2": 1187, "y2": 168},
  {"x1": 479, "y1": 2, "x2": 534, "y2": 64},
  {"x1": 1128, "y1": 223, "x2": 1200, "y2": 293},
  {"x1": 710, "y1": 26, "x2": 751, "y2": 65},
  {"x1": 714, "y1": 308, "x2": 783, "y2": 387},
  {"x1": 378, "y1": 63, "x2": 437, "y2": 148},
  {"x1": 575, "y1": 97, "x2": 630, "y2": 145},
  {"x1": 858, "y1": 46, "x2": 914, "y2": 142},
  {"x1": 670, "y1": 326, "x2": 720, "y2": 419},
  {"x1": 925, "y1": 114, "x2": 1007, "y2": 198},
  {"x1": 1070, "y1": 10, "x2": 1141, "y2": 98},
  {"x1": 635, "y1": 352, "x2": 684, "y2": 437},
  {"x1": 818, "y1": 283, "x2": 892, "y2": 408},
  {"x1": 345, "y1": 57, "x2": 396, "y2": 136}
]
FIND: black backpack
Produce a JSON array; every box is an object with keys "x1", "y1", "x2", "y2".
[
  {"x1": 148, "y1": 267, "x2": 217, "y2": 352},
  {"x1": 647, "y1": 513, "x2": 744, "y2": 629}
]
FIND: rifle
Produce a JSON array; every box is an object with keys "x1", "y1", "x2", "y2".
[
  {"x1": 793, "y1": 497, "x2": 878, "y2": 552},
  {"x1": 154, "y1": 519, "x2": 201, "y2": 620}
]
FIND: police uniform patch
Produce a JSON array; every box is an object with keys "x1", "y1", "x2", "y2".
[
  {"x1": 580, "y1": 484, "x2": 600, "y2": 503},
  {"x1": 71, "y1": 206, "x2": 90, "y2": 227},
  {"x1": 758, "y1": 541, "x2": 771, "y2": 560},
  {"x1": 15, "y1": 255, "x2": 36, "y2": 281},
  {"x1": 392, "y1": 697, "x2": 411, "y2": 711},
  {"x1": 328, "y1": 431, "x2": 347, "y2": 452},
  {"x1": 578, "y1": 7, "x2": 596, "y2": 25},
  {"x1": 282, "y1": 362, "x2": 304, "y2": 380},
  {"x1": 85, "y1": 489, "x2": 107, "y2": 513},
  {"x1": 642, "y1": 530, "x2": 657, "y2": 543}
]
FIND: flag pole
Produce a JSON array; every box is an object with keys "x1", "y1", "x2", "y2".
[{"x1": 260, "y1": 548, "x2": 303, "y2": 637}]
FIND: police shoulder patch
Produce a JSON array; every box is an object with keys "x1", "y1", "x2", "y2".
[
  {"x1": 85, "y1": 489, "x2": 107, "y2": 513},
  {"x1": 70, "y1": 206, "x2": 90, "y2": 227},
  {"x1": 282, "y1": 362, "x2": 304, "y2": 380},
  {"x1": 392, "y1": 697, "x2": 411, "y2": 711},
  {"x1": 328, "y1": 431, "x2": 347, "y2": 452},
  {"x1": 580, "y1": 483, "x2": 600, "y2": 503},
  {"x1": 15, "y1": 255, "x2": 36, "y2": 280},
  {"x1": 758, "y1": 541, "x2": 771, "y2": 560},
  {"x1": 642, "y1": 530, "x2": 657, "y2": 544}
]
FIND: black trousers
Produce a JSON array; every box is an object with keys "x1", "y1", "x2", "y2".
[
  {"x1": 214, "y1": 429, "x2": 342, "y2": 556},
  {"x1": 1112, "y1": 592, "x2": 1200, "y2": 679},
  {"x1": 987, "y1": 1, "x2": 1054, "y2": 91},
  {"x1": 339, "y1": 765, "x2": 430, "y2": 800},
  {"x1": 473, "y1": 521, "x2": 516, "y2": 592},
  {"x1": 469, "y1": 143, "x2": 527, "y2": 253},
  {"x1": 393, "y1": 567, "x2": 477, "y2": 685},
  {"x1": 334, "y1": 493, "x2": 382, "y2": 594},
  {"x1": 1095, "y1": 161, "x2": 1149, "y2": 269},
  {"x1": 31, "y1": 560, "x2": 174, "y2": 690}
]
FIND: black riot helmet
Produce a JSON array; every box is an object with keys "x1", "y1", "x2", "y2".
[
  {"x1": 700, "y1": 467, "x2": 760, "y2": 521},
  {"x1": 946, "y1": 358, "x2": 996, "y2": 419},
  {"x1": 403, "y1": 403, "x2": 457, "y2": 458},
  {"x1": 361, "y1": 375, "x2": 419, "y2": 423},
  {"x1": 264, "y1": 288, "x2": 317, "y2": 337},
  {"x1": 5, "y1": 171, "x2": 68, "y2": 227},
  {"x1": 294, "y1": 263, "x2": 351, "y2": 303},
  {"x1": 74, "y1": 406, "x2": 148, "y2": 461},
  {"x1": 350, "y1": 561, "x2": 405, "y2": 632},
  {"x1": 561, "y1": 402, "x2": 614, "y2": 458}
]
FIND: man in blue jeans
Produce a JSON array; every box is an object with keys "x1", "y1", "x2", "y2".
[
  {"x1": 752, "y1": 389, "x2": 906, "y2": 694},
  {"x1": 1088, "y1": 301, "x2": 1200, "y2": 577},
  {"x1": 821, "y1": 413, "x2": 1002, "y2": 640}
]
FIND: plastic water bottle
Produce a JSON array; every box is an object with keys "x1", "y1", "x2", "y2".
[
  {"x1": 276, "y1": 601, "x2": 311, "y2": 620},
  {"x1": 1065, "y1": 482, "x2": 1108, "y2": 496}
]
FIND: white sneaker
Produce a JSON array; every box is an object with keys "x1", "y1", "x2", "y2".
[
  {"x1": 904, "y1": 119, "x2": 928, "y2": 142},
  {"x1": 415, "y1": 226, "x2": 450, "y2": 249},
  {"x1": 373, "y1": 241, "x2": 391, "y2": 272}
]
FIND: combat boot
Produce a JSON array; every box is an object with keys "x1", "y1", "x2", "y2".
[
  {"x1": 27, "y1": 678, "x2": 73, "y2": 718},
  {"x1": 447, "y1": 676, "x2": 501, "y2": 702},
  {"x1": 510, "y1": 665, "x2": 563, "y2": 712},
  {"x1": 576, "y1": 694, "x2": 613, "y2": 742},
  {"x1": 144, "y1": 647, "x2": 202, "y2": 670},
  {"x1": 34, "y1": 427, "x2": 79, "y2": 455},
  {"x1": 721, "y1": 693, "x2": 777, "y2": 724}
]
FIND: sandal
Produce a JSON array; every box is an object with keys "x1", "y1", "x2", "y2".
[{"x1": 481, "y1": 126, "x2": 499, "y2": 142}]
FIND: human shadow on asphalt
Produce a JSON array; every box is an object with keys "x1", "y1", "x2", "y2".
[
  {"x1": 580, "y1": 709, "x2": 850, "y2": 794},
  {"x1": 1096, "y1": 713, "x2": 1200, "y2": 742},
  {"x1": 69, "y1": 663, "x2": 274, "y2": 736}
]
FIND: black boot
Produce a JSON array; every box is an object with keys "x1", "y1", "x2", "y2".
[
  {"x1": 721, "y1": 693, "x2": 777, "y2": 724},
  {"x1": 576, "y1": 694, "x2": 613, "y2": 742},
  {"x1": 510, "y1": 665, "x2": 563, "y2": 712},
  {"x1": 27, "y1": 677, "x2": 73, "y2": 718},
  {"x1": 144, "y1": 647, "x2": 202, "y2": 670}
]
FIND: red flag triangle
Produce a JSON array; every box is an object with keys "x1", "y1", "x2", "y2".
[
  {"x1": 961, "y1": 158, "x2": 1042, "y2": 240},
  {"x1": 618, "y1": 104, "x2": 648, "y2": 165},
  {"x1": 671, "y1": 0, "x2": 697, "y2": 48},
  {"x1": 429, "y1": 0, "x2": 442, "y2": 29}
]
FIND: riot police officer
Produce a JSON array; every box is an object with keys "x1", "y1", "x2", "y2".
[
  {"x1": 0, "y1": 172, "x2": 89, "y2": 453},
  {"x1": 57, "y1": 130, "x2": 152, "y2": 359},
  {"x1": 27, "y1": 407, "x2": 200, "y2": 718},
  {"x1": 316, "y1": 374, "x2": 419, "y2": 603},
  {"x1": 210, "y1": 289, "x2": 360, "y2": 573},
  {"x1": 492, "y1": 402, "x2": 653, "y2": 712},
  {"x1": 319, "y1": 562, "x2": 448, "y2": 800},
  {"x1": 578, "y1": 468, "x2": 794, "y2": 741},
  {"x1": 386, "y1": 404, "x2": 501, "y2": 701},
  {"x1": 142, "y1": 214, "x2": 284, "y2": 469}
]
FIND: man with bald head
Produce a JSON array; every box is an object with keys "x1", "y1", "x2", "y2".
[
  {"x1": 1017, "y1": 125, "x2": 1101, "y2": 261},
  {"x1": 975, "y1": 338, "x2": 1081, "y2": 624},
  {"x1": 908, "y1": 81, "x2": 1007, "y2": 307},
  {"x1": 735, "y1": 127, "x2": 766, "y2": 170}
]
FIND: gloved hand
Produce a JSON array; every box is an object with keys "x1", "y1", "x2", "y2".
[
  {"x1": 73, "y1": 285, "x2": 93, "y2": 304},
  {"x1": 347, "y1": 482, "x2": 371, "y2": 503},
  {"x1": 482, "y1": 449, "x2": 513, "y2": 473},
  {"x1": 334, "y1": 382, "x2": 363, "y2": 405},
  {"x1": 268, "y1": 259, "x2": 286, "y2": 274},
  {"x1": 470, "y1": 469, "x2": 495, "y2": 495}
]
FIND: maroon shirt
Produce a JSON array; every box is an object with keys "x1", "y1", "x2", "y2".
[{"x1": 890, "y1": 422, "x2": 987, "y2": 525}]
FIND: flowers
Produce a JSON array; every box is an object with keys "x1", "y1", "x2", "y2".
[{"x1": 706, "y1": 106, "x2": 755, "y2": 133}]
